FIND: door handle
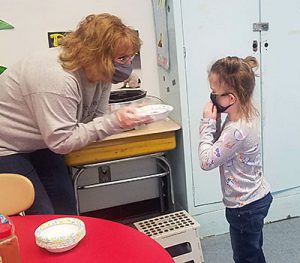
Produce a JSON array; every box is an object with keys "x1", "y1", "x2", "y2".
[{"x1": 252, "y1": 40, "x2": 258, "y2": 52}]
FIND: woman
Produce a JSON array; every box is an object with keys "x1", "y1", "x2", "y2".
[{"x1": 0, "y1": 13, "x2": 151, "y2": 215}]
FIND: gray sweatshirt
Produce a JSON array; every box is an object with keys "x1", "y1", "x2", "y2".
[
  {"x1": 199, "y1": 116, "x2": 270, "y2": 208},
  {"x1": 0, "y1": 48, "x2": 123, "y2": 155}
]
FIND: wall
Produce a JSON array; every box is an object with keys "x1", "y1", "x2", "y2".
[{"x1": 0, "y1": 0, "x2": 160, "y2": 96}]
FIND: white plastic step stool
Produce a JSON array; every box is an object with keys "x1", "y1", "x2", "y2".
[{"x1": 134, "y1": 210, "x2": 204, "y2": 263}]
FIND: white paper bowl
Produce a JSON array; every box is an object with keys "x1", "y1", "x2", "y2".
[
  {"x1": 35, "y1": 217, "x2": 86, "y2": 253},
  {"x1": 136, "y1": 104, "x2": 174, "y2": 122}
]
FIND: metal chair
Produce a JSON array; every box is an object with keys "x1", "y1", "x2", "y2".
[{"x1": 0, "y1": 173, "x2": 35, "y2": 216}]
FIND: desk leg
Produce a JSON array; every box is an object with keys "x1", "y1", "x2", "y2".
[
  {"x1": 73, "y1": 168, "x2": 86, "y2": 215},
  {"x1": 158, "y1": 176, "x2": 165, "y2": 213},
  {"x1": 156, "y1": 155, "x2": 175, "y2": 212}
]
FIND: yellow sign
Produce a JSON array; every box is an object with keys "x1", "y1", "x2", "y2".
[{"x1": 47, "y1": 32, "x2": 66, "y2": 48}]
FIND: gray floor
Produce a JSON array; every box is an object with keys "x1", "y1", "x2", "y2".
[{"x1": 201, "y1": 217, "x2": 300, "y2": 263}]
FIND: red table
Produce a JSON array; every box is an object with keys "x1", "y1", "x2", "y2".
[{"x1": 11, "y1": 215, "x2": 174, "y2": 263}]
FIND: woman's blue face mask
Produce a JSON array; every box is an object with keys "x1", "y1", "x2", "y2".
[{"x1": 111, "y1": 62, "x2": 133, "y2": 84}]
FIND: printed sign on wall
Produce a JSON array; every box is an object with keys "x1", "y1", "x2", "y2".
[
  {"x1": 47, "y1": 32, "x2": 67, "y2": 48},
  {"x1": 152, "y1": 0, "x2": 170, "y2": 71}
]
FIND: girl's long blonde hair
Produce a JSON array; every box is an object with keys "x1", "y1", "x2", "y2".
[
  {"x1": 59, "y1": 13, "x2": 141, "y2": 79},
  {"x1": 209, "y1": 56, "x2": 259, "y2": 120}
]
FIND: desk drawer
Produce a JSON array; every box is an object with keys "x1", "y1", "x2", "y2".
[{"x1": 64, "y1": 131, "x2": 176, "y2": 167}]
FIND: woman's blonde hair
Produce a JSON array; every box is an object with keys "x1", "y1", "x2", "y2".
[
  {"x1": 209, "y1": 56, "x2": 259, "y2": 120},
  {"x1": 59, "y1": 13, "x2": 141, "y2": 79}
]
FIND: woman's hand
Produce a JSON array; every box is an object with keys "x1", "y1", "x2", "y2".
[
  {"x1": 203, "y1": 101, "x2": 217, "y2": 120},
  {"x1": 115, "y1": 105, "x2": 153, "y2": 130}
]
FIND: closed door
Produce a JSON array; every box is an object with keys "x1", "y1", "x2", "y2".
[
  {"x1": 260, "y1": 0, "x2": 300, "y2": 191},
  {"x1": 181, "y1": 0, "x2": 260, "y2": 207}
]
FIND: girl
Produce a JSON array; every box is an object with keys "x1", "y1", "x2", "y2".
[{"x1": 199, "y1": 56, "x2": 272, "y2": 263}]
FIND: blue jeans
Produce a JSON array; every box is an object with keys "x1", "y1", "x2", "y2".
[
  {"x1": 225, "y1": 192, "x2": 273, "y2": 263},
  {"x1": 0, "y1": 149, "x2": 76, "y2": 215}
]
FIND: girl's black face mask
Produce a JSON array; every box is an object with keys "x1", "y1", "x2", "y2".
[{"x1": 210, "y1": 92, "x2": 234, "y2": 113}]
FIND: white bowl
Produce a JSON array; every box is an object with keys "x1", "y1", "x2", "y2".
[
  {"x1": 35, "y1": 217, "x2": 86, "y2": 253},
  {"x1": 136, "y1": 104, "x2": 174, "y2": 122}
]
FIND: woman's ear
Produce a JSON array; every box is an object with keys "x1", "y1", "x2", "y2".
[{"x1": 229, "y1": 93, "x2": 237, "y2": 104}]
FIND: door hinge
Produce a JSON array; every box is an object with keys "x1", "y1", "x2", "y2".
[
  {"x1": 183, "y1": 46, "x2": 186, "y2": 58},
  {"x1": 253, "y1": 22, "x2": 269, "y2": 32}
]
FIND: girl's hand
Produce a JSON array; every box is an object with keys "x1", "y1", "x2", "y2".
[
  {"x1": 203, "y1": 101, "x2": 217, "y2": 120},
  {"x1": 115, "y1": 105, "x2": 153, "y2": 130}
]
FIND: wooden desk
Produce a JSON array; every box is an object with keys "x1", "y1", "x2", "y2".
[
  {"x1": 64, "y1": 118, "x2": 180, "y2": 166},
  {"x1": 64, "y1": 118, "x2": 181, "y2": 215},
  {"x1": 11, "y1": 215, "x2": 175, "y2": 263}
]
